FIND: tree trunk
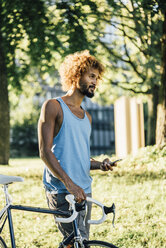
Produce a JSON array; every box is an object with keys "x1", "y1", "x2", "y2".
[
  {"x1": 0, "y1": 31, "x2": 10, "y2": 165},
  {"x1": 147, "y1": 86, "x2": 159, "y2": 146},
  {"x1": 156, "y1": 10, "x2": 166, "y2": 146}
]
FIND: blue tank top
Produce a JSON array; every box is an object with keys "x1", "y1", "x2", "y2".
[{"x1": 43, "y1": 97, "x2": 92, "y2": 194}]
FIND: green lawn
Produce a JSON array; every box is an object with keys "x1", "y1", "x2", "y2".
[{"x1": 0, "y1": 145, "x2": 166, "y2": 248}]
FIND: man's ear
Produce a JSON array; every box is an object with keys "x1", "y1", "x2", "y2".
[{"x1": 75, "y1": 78, "x2": 80, "y2": 88}]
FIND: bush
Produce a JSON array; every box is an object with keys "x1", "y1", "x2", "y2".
[{"x1": 10, "y1": 119, "x2": 39, "y2": 157}]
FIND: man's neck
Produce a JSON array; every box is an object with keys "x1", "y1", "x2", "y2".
[{"x1": 63, "y1": 88, "x2": 84, "y2": 108}]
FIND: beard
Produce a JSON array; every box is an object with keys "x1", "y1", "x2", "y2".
[{"x1": 79, "y1": 84, "x2": 95, "y2": 98}]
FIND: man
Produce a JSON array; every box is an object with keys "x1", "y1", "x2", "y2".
[{"x1": 38, "y1": 50, "x2": 117, "y2": 244}]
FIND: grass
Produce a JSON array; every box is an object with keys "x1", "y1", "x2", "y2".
[{"x1": 0, "y1": 145, "x2": 166, "y2": 248}]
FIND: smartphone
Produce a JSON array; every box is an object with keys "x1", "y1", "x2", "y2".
[{"x1": 110, "y1": 159, "x2": 122, "y2": 166}]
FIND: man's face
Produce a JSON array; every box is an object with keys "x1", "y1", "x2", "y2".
[{"x1": 78, "y1": 68, "x2": 99, "y2": 98}]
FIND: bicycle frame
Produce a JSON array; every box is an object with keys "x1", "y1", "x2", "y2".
[
  {"x1": 0, "y1": 204, "x2": 84, "y2": 248},
  {"x1": 0, "y1": 177, "x2": 116, "y2": 248},
  {"x1": 0, "y1": 185, "x2": 75, "y2": 248}
]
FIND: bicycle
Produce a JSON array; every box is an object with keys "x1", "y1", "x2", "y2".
[{"x1": 0, "y1": 174, "x2": 118, "y2": 248}]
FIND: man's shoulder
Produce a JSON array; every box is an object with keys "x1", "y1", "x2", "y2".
[{"x1": 41, "y1": 98, "x2": 62, "y2": 116}]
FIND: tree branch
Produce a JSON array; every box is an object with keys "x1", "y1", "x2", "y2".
[
  {"x1": 120, "y1": 25, "x2": 148, "y2": 57},
  {"x1": 119, "y1": 0, "x2": 132, "y2": 14},
  {"x1": 99, "y1": 38, "x2": 146, "y2": 81},
  {"x1": 99, "y1": 31, "x2": 122, "y2": 37},
  {"x1": 98, "y1": 39, "x2": 129, "y2": 63},
  {"x1": 130, "y1": 0, "x2": 147, "y2": 46},
  {"x1": 121, "y1": 23, "x2": 146, "y2": 80},
  {"x1": 104, "y1": 19, "x2": 136, "y2": 32},
  {"x1": 111, "y1": 81, "x2": 150, "y2": 94},
  {"x1": 99, "y1": 19, "x2": 148, "y2": 57}
]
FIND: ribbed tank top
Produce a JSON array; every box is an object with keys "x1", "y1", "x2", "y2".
[{"x1": 43, "y1": 97, "x2": 92, "y2": 194}]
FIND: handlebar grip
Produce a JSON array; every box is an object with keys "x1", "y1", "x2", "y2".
[{"x1": 75, "y1": 201, "x2": 86, "y2": 212}]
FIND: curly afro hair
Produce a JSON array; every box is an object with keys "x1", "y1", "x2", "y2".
[{"x1": 59, "y1": 50, "x2": 104, "y2": 91}]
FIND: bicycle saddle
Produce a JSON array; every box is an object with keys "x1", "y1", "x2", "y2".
[{"x1": 0, "y1": 174, "x2": 24, "y2": 185}]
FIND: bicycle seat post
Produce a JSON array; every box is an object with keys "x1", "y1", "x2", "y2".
[
  {"x1": 2, "y1": 184, "x2": 16, "y2": 248},
  {"x1": 3, "y1": 184, "x2": 12, "y2": 205}
]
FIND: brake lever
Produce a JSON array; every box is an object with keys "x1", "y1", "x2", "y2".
[
  {"x1": 112, "y1": 211, "x2": 115, "y2": 228},
  {"x1": 111, "y1": 203, "x2": 115, "y2": 228},
  {"x1": 104, "y1": 203, "x2": 116, "y2": 228}
]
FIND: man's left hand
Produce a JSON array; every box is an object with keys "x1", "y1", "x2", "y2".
[{"x1": 100, "y1": 158, "x2": 117, "y2": 171}]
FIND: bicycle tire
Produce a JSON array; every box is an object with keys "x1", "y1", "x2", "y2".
[
  {"x1": 83, "y1": 240, "x2": 118, "y2": 248},
  {"x1": 0, "y1": 237, "x2": 7, "y2": 248}
]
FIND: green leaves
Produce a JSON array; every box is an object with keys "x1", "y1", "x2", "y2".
[
  {"x1": 95, "y1": 0, "x2": 164, "y2": 97},
  {"x1": 0, "y1": 0, "x2": 107, "y2": 89}
]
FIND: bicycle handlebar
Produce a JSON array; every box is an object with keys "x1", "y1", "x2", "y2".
[
  {"x1": 86, "y1": 197, "x2": 115, "y2": 225},
  {"x1": 55, "y1": 195, "x2": 115, "y2": 226}
]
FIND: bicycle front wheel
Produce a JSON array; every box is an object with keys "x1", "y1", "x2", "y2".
[
  {"x1": 84, "y1": 240, "x2": 118, "y2": 248},
  {"x1": 0, "y1": 237, "x2": 7, "y2": 248}
]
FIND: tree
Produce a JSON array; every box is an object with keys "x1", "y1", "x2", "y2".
[
  {"x1": 156, "y1": 5, "x2": 166, "y2": 145},
  {"x1": 94, "y1": 0, "x2": 166, "y2": 146},
  {"x1": 0, "y1": 0, "x2": 53, "y2": 165},
  {"x1": 0, "y1": 0, "x2": 106, "y2": 164}
]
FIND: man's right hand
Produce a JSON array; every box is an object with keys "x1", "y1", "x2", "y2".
[{"x1": 66, "y1": 181, "x2": 86, "y2": 203}]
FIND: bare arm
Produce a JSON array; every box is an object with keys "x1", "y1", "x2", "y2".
[{"x1": 38, "y1": 99, "x2": 86, "y2": 202}]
